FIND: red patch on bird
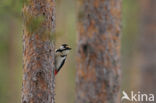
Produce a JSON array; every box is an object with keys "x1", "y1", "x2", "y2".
[{"x1": 54, "y1": 69, "x2": 58, "y2": 76}]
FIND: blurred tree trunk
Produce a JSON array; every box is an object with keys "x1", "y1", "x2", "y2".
[
  {"x1": 22, "y1": 0, "x2": 55, "y2": 103},
  {"x1": 139, "y1": 0, "x2": 156, "y2": 96},
  {"x1": 76, "y1": 0, "x2": 121, "y2": 103},
  {"x1": 8, "y1": 19, "x2": 18, "y2": 103}
]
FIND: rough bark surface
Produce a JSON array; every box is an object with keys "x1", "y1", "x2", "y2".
[
  {"x1": 139, "y1": 0, "x2": 156, "y2": 97},
  {"x1": 76, "y1": 0, "x2": 121, "y2": 103},
  {"x1": 22, "y1": 0, "x2": 55, "y2": 103}
]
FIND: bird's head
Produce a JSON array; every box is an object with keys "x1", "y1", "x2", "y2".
[{"x1": 56, "y1": 44, "x2": 71, "y2": 55}]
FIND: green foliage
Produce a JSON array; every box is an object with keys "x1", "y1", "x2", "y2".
[
  {"x1": 0, "y1": 0, "x2": 23, "y2": 102},
  {"x1": 121, "y1": 0, "x2": 139, "y2": 92},
  {"x1": 0, "y1": 0, "x2": 22, "y2": 17}
]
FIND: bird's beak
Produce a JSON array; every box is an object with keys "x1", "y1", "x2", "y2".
[
  {"x1": 68, "y1": 47, "x2": 72, "y2": 50},
  {"x1": 65, "y1": 45, "x2": 71, "y2": 50}
]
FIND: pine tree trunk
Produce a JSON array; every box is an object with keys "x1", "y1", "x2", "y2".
[
  {"x1": 139, "y1": 0, "x2": 156, "y2": 97},
  {"x1": 8, "y1": 19, "x2": 18, "y2": 103},
  {"x1": 76, "y1": 0, "x2": 121, "y2": 103},
  {"x1": 22, "y1": 0, "x2": 55, "y2": 103}
]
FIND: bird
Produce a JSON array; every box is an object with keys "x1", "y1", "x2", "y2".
[{"x1": 55, "y1": 44, "x2": 71, "y2": 76}]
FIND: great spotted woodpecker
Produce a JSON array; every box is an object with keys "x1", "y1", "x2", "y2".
[{"x1": 55, "y1": 44, "x2": 71, "y2": 76}]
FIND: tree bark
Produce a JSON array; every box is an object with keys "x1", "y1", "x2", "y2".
[
  {"x1": 139, "y1": 0, "x2": 156, "y2": 97},
  {"x1": 76, "y1": 0, "x2": 121, "y2": 103},
  {"x1": 22, "y1": 0, "x2": 55, "y2": 103}
]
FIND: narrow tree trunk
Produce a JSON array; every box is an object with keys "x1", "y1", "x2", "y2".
[
  {"x1": 139, "y1": 0, "x2": 156, "y2": 97},
  {"x1": 8, "y1": 19, "x2": 17, "y2": 103},
  {"x1": 76, "y1": 0, "x2": 121, "y2": 103},
  {"x1": 22, "y1": 0, "x2": 55, "y2": 103}
]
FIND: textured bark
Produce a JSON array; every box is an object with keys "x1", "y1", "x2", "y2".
[
  {"x1": 76, "y1": 0, "x2": 121, "y2": 103},
  {"x1": 22, "y1": 0, "x2": 55, "y2": 103},
  {"x1": 139, "y1": 0, "x2": 156, "y2": 97}
]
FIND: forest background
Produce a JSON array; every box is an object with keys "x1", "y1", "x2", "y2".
[{"x1": 0, "y1": 0, "x2": 155, "y2": 103}]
